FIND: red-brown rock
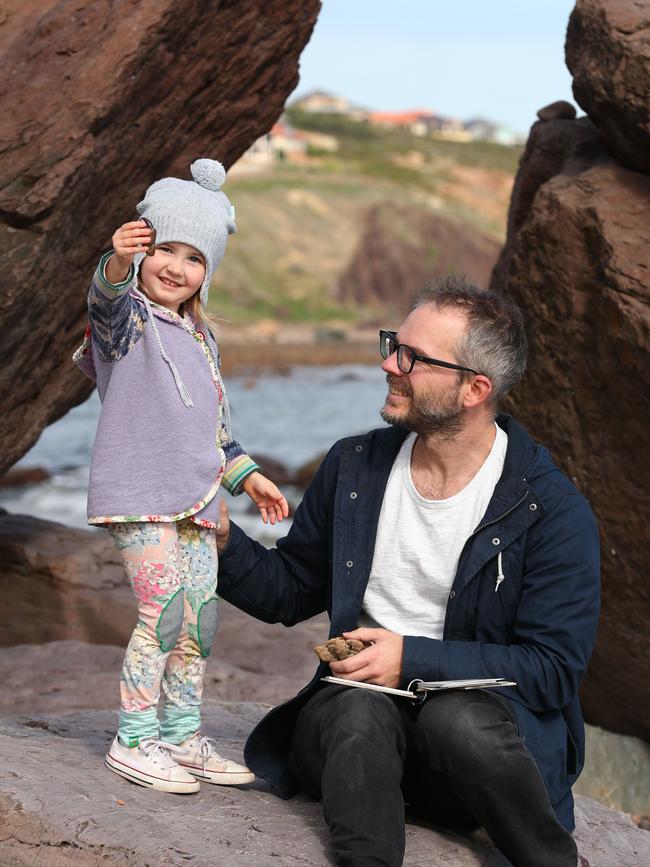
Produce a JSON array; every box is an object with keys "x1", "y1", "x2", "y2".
[
  {"x1": 248, "y1": 453, "x2": 294, "y2": 487},
  {"x1": 566, "y1": 0, "x2": 650, "y2": 173},
  {"x1": 337, "y1": 205, "x2": 502, "y2": 316},
  {"x1": 536, "y1": 100, "x2": 578, "y2": 121},
  {"x1": 0, "y1": 467, "x2": 50, "y2": 489},
  {"x1": 492, "y1": 115, "x2": 606, "y2": 290},
  {"x1": 0, "y1": 0, "x2": 321, "y2": 477},
  {"x1": 491, "y1": 114, "x2": 650, "y2": 740},
  {"x1": 0, "y1": 512, "x2": 134, "y2": 646},
  {"x1": 294, "y1": 452, "x2": 326, "y2": 490}
]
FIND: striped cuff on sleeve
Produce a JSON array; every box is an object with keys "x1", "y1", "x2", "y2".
[
  {"x1": 221, "y1": 455, "x2": 260, "y2": 496},
  {"x1": 96, "y1": 251, "x2": 135, "y2": 297}
]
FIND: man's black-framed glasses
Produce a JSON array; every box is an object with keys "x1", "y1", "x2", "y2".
[{"x1": 379, "y1": 330, "x2": 478, "y2": 376}]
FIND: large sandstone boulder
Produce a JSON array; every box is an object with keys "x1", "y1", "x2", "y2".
[
  {"x1": 491, "y1": 112, "x2": 650, "y2": 741},
  {"x1": 0, "y1": 512, "x2": 134, "y2": 646},
  {"x1": 566, "y1": 0, "x2": 650, "y2": 173},
  {"x1": 0, "y1": 0, "x2": 321, "y2": 477},
  {"x1": 0, "y1": 708, "x2": 647, "y2": 866}
]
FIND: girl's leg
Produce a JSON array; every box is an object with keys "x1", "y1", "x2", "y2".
[
  {"x1": 159, "y1": 519, "x2": 219, "y2": 744},
  {"x1": 108, "y1": 521, "x2": 184, "y2": 746},
  {"x1": 159, "y1": 520, "x2": 253, "y2": 785}
]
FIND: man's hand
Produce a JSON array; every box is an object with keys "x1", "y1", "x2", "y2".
[
  {"x1": 105, "y1": 220, "x2": 153, "y2": 283},
  {"x1": 242, "y1": 471, "x2": 289, "y2": 525},
  {"x1": 215, "y1": 499, "x2": 231, "y2": 554},
  {"x1": 329, "y1": 628, "x2": 404, "y2": 689}
]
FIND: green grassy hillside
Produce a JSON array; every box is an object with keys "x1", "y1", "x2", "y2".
[{"x1": 209, "y1": 112, "x2": 521, "y2": 325}]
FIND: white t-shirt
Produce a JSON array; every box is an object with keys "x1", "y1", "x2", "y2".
[{"x1": 359, "y1": 424, "x2": 508, "y2": 640}]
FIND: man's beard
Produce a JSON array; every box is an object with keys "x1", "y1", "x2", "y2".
[{"x1": 380, "y1": 375, "x2": 464, "y2": 438}]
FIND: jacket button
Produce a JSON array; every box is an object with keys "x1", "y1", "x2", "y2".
[
  {"x1": 346, "y1": 560, "x2": 354, "y2": 568},
  {"x1": 355, "y1": 445, "x2": 363, "y2": 452},
  {"x1": 492, "y1": 537, "x2": 500, "y2": 546},
  {"x1": 449, "y1": 590, "x2": 456, "y2": 599},
  {"x1": 350, "y1": 491, "x2": 358, "y2": 499},
  {"x1": 529, "y1": 503, "x2": 538, "y2": 511}
]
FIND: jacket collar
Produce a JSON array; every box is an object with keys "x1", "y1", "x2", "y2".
[
  {"x1": 131, "y1": 288, "x2": 199, "y2": 333},
  {"x1": 358, "y1": 413, "x2": 549, "y2": 530},
  {"x1": 362, "y1": 413, "x2": 542, "y2": 479}
]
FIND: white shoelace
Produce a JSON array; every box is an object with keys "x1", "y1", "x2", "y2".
[
  {"x1": 193, "y1": 735, "x2": 224, "y2": 770},
  {"x1": 139, "y1": 737, "x2": 187, "y2": 769}
]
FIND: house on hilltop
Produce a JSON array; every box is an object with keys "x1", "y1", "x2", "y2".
[
  {"x1": 291, "y1": 90, "x2": 369, "y2": 120},
  {"x1": 232, "y1": 116, "x2": 338, "y2": 174},
  {"x1": 464, "y1": 117, "x2": 524, "y2": 145},
  {"x1": 369, "y1": 109, "x2": 467, "y2": 138},
  {"x1": 369, "y1": 109, "x2": 522, "y2": 144}
]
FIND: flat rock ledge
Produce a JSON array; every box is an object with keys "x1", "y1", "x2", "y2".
[{"x1": 0, "y1": 705, "x2": 648, "y2": 867}]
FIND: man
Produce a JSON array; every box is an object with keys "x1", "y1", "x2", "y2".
[{"x1": 215, "y1": 276, "x2": 600, "y2": 867}]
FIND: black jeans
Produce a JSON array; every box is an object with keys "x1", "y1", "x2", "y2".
[{"x1": 288, "y1": 685, "x2": 578, "y2": 867}]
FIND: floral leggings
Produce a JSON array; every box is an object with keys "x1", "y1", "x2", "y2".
[{"x1": 108, "y1": 519, "x2": 218, "y2": 747}]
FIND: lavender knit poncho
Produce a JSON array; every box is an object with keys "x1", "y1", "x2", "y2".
[{"x1": 73, "y1": 254, "x2": 258, "y2": 527}]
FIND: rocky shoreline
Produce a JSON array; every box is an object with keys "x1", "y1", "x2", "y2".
[{"x1": 215, "y1": 324, "x2": 379, "y2": 375}]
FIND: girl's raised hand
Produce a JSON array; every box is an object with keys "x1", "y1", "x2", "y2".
[
  {"x1": 241, "y1": 471, "x2": 290, "y2": 525},
  {"x1": 105, "y1": 220, "x2": 153, "y2": 283}
]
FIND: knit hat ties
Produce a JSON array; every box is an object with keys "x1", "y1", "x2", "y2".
[{"x1": 134, "y1": 158, "x2": 237, "y2": 305}]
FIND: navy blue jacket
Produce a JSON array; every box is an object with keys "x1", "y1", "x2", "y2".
[{"x1": 217, "y1": 415, "x2": 600, "y2": 831}]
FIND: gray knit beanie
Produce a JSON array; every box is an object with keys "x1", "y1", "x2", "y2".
[{"x1": 134, "y1": 158, "x2": 237, "y2": 305}]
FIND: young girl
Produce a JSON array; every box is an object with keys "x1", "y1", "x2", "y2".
[{"x1": 74, "y1": 158, "x2": 288, "y2": 794}]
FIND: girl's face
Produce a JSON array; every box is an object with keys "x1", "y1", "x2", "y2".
[{"x1": 139, "y1": 242, "x2": 206, "y2": 314}]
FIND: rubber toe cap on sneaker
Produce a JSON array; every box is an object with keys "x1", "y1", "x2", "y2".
[{"x1": 105, "y1": 737, "x2": 200, "y2": 793}]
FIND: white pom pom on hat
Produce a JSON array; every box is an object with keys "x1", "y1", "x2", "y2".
[{"x1": 190, "y1": 158, "x2": 226, "y2": 192}]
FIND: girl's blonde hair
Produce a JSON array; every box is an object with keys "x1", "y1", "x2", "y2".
[{"x1": 181, "y1": 290, "x2": 221, "y2": 338}]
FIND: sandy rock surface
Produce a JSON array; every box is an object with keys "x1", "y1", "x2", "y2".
[
  {"x1": 1, "y1": 707, "x2": 648, "y2": 867},
  {"x1": 0, "y1": 0, "x2": 320, "y2": 477}
]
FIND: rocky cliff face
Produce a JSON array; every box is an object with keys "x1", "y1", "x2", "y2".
[
  {"x1": 337, "y1": 204, "x2": 501, "y2": 316},
  {"x1": 0, "y1": 0, "x2": 320, "y2": 476},
  {"x1": 491, "y1": 0, "x2": 650, "y2": 740}
]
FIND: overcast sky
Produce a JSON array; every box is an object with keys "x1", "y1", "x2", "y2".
[{"x1": 291, "y1": 0, "x2": 578, "y2": 135}]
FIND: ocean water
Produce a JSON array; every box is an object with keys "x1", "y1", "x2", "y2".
[{"x1": 0, "y1": 364, "x2": 388, "y2": 543}]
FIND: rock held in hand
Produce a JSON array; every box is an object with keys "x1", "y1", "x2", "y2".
[
  {"x1": 314, "y1": 636, "x2": 366, "y2": 662},
  {"x1": 314, "y1": 645, "x2": 334, "y2": 662}
]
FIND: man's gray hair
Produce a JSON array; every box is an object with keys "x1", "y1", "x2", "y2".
[{"x1": 412, "y1": 275, "x2": 527, "y2": 406}]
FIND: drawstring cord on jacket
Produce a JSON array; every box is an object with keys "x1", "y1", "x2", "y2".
[
  {"x1": 495, "y1": 551, "x2": 505, "y2": 592},
  {"x1": 139, "y1": 292, "x2": 194, "y2": 408}
]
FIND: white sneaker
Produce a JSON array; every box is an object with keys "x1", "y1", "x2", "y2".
[
  {"x1": 105, "y1": 736, "x2": 200, "y2": 794},
  {"x1": 166, "y1": 733, "x2": 255, "y2": 785}
]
